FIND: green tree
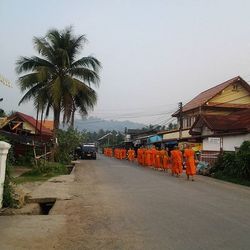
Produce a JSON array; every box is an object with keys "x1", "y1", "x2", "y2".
[{"x1": 16, "y1": 27, "x2": 101, "y2": 150}]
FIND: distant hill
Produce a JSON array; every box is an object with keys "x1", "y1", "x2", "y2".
[{"x1": 75, "y1": 117, "x2": 145, "y2": 132}]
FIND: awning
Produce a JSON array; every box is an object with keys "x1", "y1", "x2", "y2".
[
  {"x1": 165, "y1": 141, "x2": 178, "y2": 146},
  {"x1": 147, "y1": 135, "x2": 163, "y2": 144}
]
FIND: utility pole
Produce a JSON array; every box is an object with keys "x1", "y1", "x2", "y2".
[{"x1": 178, "y1": 102, "x2": 183, "y2": 140}]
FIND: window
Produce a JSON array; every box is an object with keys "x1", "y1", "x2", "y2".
[{"x1": 232, "y1": 84, "x2": 238, "y2": 91}]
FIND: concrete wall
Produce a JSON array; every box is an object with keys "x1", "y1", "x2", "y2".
[
  {"x1": 203, "y1": 137, "x2": 221, "y2": 151},
  {"x1": 222, "y1": 134, "x2": 250, "y2": 151},
  {"x1": 203, "y1": 134, "x2": 250, "y2": 151}
]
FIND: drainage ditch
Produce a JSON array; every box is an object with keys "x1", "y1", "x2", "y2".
[
  {"x1": 0, "y1": 198, "x2": 56, "y2": 216},
  {"x1": 38, "y1": 199, "x2": 56, "y2": 215}
]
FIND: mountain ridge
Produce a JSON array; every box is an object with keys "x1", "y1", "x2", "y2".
[{"x1": 75, "y1": 117, "x2": 145, "y2": 132}]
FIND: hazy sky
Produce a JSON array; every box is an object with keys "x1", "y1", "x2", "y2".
[{"x1": 1, "y1": 0, "x2": 250, "y2": 125}]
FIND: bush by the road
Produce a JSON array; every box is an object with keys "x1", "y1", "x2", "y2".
[
  {"x1": 55, "y1": 128, "x2": 84, "y2": 164},
  {"x1": 210, "y1": 141, "x2": 250, "y2": 183}
]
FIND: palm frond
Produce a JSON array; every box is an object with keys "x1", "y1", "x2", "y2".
[
  {"x1": 18, "y1": 81, "x2": 47, "y2": 105},
  {"x1": 71, "y1": 56, "x2": 101, "y2": 72},
  {"x1": 16, "y1": 56, "x2": 54, "y2": 74},
  {"x1": 69, "y1": 67, "x2": 100, "y2": 86},
  {"x1": 50, "y1": 76, "x2": 63, "y2": 108},
  {"x1": 33, "y1": 37, "x2": 54, "y2": 62}
]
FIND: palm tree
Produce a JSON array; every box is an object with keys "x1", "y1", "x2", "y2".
[{"x1": 16, "y1": 27, "x2": 101, "y2": 146}]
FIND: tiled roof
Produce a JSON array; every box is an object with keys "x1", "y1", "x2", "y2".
[
  {"x1": 42, "y1": 120, "x2": 54, "y2": 131},
  {"x1": 191, "y1": 109, "x2": 250, "y2": 133},
  {"x1": 173, "y1": 76, "x2": 250, "y2": 115},
  {"x1": 10, "y1": 112, "x2": 52, "y2": 135}
]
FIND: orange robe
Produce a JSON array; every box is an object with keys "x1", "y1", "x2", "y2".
[
  {"x1": 184, "y1": 149, "x2": 196, "y2": 176},
  {"x1": 137, "y1": 148, "x2": 142, "y2": 165},
  {"x1": 131, "y1": 150, "x2": 135, "y2": 161},
  {"x1": 171, "y1": 149, "x2": 183, "y2": 174},
  {"x1": 155, "y1": 150, "x2": 161, "y2": 168},
  {"x1": 145, "y1": 149, "x2": 152, "y2": 166},
  {"x1": 128, "y1": 149, "x2": 135, "y2": 161},
  {"x1": 141, "y1": 148, "x2": 146, "y2": 166},
  {"x1": 163, "y1": 154, "x2": 171, "y2": 169},
  {"x1": 160, "y1": 149, "x2": 166, "y2": 169},
  {"x1": 119, "y1": 149, "x2": 123, "y2": 160},
  {"x1": 151, "y1": 148, "x2": 157, "y2": 167},
  {"x1": 122, "y1": 149, "x2": 127, "y2": 159}
]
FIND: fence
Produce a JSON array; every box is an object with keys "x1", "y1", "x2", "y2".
[{"x1": 200, "y1": 151, "x2": 220, "y2": 166}]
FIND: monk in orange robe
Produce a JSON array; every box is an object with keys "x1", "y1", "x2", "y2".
[
  {"x1": 160, "y1": 148, "x2": 166, "y2": 170},
  {"x1": 184, "y1": 144, "x2": 196, "y2": 181},
  {"x1": 128, "y1": 148, "x2": 135, "y2": 162},
  {"x1": 170, "y1": 146, "x2": 183, "y2": 177},
  {"x1": 141, "y1": 147, "x2": 146, "y2": 166},
  {"x1": 163, "y1": 148, "x2": 171, "y2": 171},
  {"x1": 131, "y1": 149, "x2": 135, "y2": 162},
  {"x1": 151, "y1": 146, "x2": 157, "y2": 167},
  {"x1": 155, "y1": 149, "x2": 161, "y2": 169},
  {"x1": 145, "y1": 148, "x2": 152, "y2": 167},
  {"x1": 137, "y1": 148, "x2": 142, "y2": 165},
  {"x1": 122, "y1": 148, "x2": 127, "y2": 159},
  {"x1": 119, "y1": 149, "x2": 123, "y2": 160}
]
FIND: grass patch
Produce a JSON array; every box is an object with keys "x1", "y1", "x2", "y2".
[
  {"x1": 213, "y1": 172, "x2": 250, "y2": 187},
  {"x1": 15, "y1": 173, "x2": 59, "y2": 184},
  {"x1": 14, "y1": 162, "x2": 68, "y2": 184}
]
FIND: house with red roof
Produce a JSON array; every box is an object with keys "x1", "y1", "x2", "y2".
[
  {"x1": 159, "y1": 76, "x2": 250, "y2": 151},
  {"x1": 0, "y1": 112, "x2": 52, "y2": 138},
  {"x1": 0, "y1": 112, "x2": 53, "y2": 157}
]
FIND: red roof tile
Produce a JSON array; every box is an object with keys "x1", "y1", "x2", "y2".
[{"x1": 10, "y1": 112, "x2": 52, "y2": 135}]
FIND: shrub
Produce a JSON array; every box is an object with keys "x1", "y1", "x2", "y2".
[
  {"x1": 55, "y1": 128, "x2": 84, "y2": 164},
  {"x1": 211, "y1": 141, "x2": 250, "y2": 181},
  {"x1": 15, "y1": 148, "x2": 34, "y2": 167},
  {"x1": 23, "y1": 160, "x2": 68, "y2": 176}
]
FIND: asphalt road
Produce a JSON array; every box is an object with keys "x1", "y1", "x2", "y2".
[{"x1": 57, "y1": 154, "x2": 250, "y2": 250}]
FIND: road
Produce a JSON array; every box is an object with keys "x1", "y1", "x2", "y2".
[{"x1": 55, "y1": 155, "x2": 250, "y2": 250}]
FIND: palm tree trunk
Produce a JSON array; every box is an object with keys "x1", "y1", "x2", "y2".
[
  {"x1": 70, "y1": 105, "x2": 76, "y2": 129},
  {"x1": 40, "y1": 108, "x2": 44, "y2": 142},
  {"x1": 51, "y1": 107, "x2": 60, "y2": 161}
]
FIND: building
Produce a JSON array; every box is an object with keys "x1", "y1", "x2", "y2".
[
  {"x1": 0, "y1": 112, "x2": 52, "y2": 140},
  {"x1": 189, "y1": 109, "x2": 250, "y2": 152},
  {"x1": 159, "y1": 76, "x2": 250, "y2": 151},
  {"x1": 0, "y1": 112, "x2": 53, "y2": 158},
  {"x1": 173, "y1": 76, "x2": 250, "y2": 130}
]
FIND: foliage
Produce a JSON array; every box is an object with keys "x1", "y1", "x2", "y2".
[
  {"x1": 15, "y1": 148, "x2": 34, "y2": 167},
  {"x1": 167, "y1": 122, "x2": 178, "y2": 131},
  {"x1": 210, "y1": 141, "x2": 250, "y2": 183},
  {"x1": 15, "y1": 160, "x2": 68, "y2": 184},
  {"x1": 16, "y1": 27, "x2": 101, "y2": 135},
  {"x1": 2, "y1": 176, "x2": 16, "y2": 207},
  {"x1": 0, "y1": 108, "x2": 5, "y2": 117},
  {"x1": 55, "y1": 128, "x2": 84, "y2": 163}
]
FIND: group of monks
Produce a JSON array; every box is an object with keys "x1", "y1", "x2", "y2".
[
  {"x1": 104, "y1": 148, "x2": 113, "y2": 157},
  {"x1": 104, "y1": 144, "x2": 197, "y2": 181},
  {"x1": 113, "y1": 148, "x2": 127, "y2": 160}
]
